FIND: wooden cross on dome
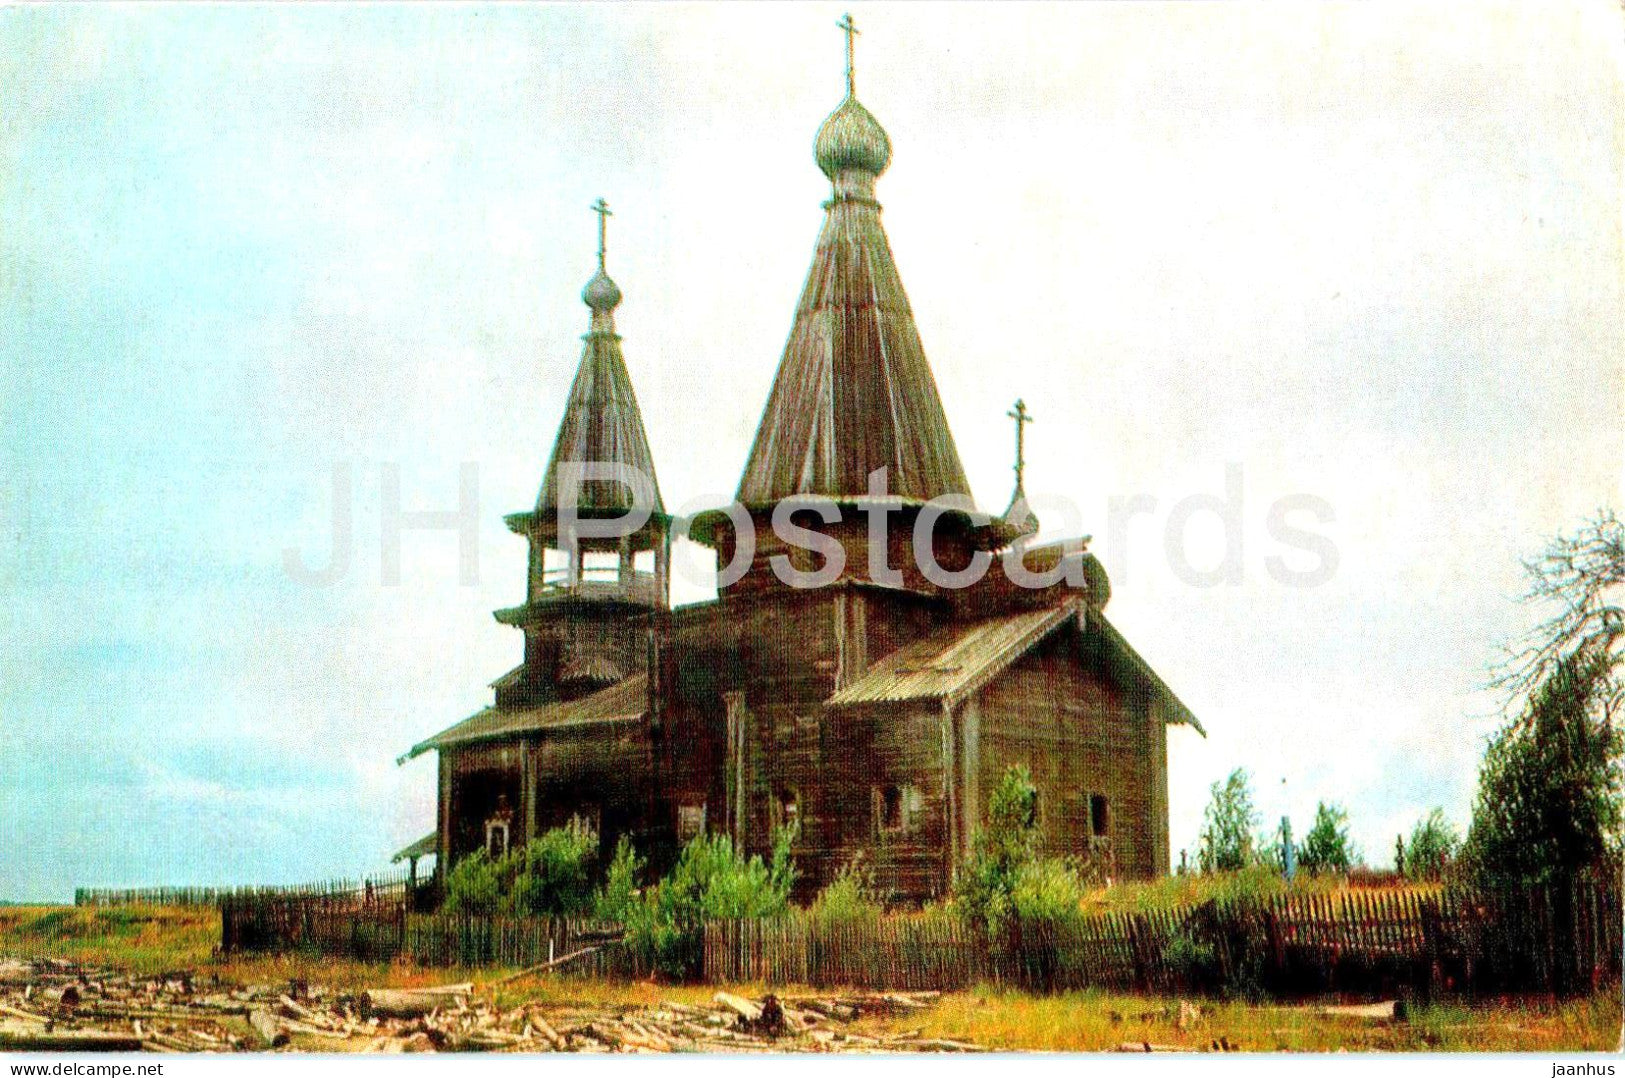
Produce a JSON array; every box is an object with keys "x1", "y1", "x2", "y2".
[
  {"x1": 1008, "y1": 398, "x2": 1034, "y2": 494},
  {"x1": 591, "y1": 197, "x2": 612, "y2": 270},
  {"x1": 838, "y1": 13, "x2": 859, "y2": 97}
]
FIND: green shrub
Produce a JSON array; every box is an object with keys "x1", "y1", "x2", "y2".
[
  {"x1": 810, "y1": 854, "x2": 884, "y2": 927},
  {"x1": 954, "y1": 766, "x2": 1039, "y2": 933},
  {"x1": 1161, "y1": 926, "x2": 1220, "y2": 991},
  {"x1": 625, "y1": 825, "x2": 798, "y2": 978},
  {"x1": 442, "y1": 848, "x2": 506, "y2": 915},
  {"x1": 443, "y1": 820, "x2": 602, "y2": 917},
  {"x1": 510, "y1": 820, "x2": 599, "y2": 917},
  {"x1": 954, "y1": 765, "x2": 1089, "y2": 935},
  {"x1": 1010, "y1": 856, "x2": 1087, "y2": 926}
]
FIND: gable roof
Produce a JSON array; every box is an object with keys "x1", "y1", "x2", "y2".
[
  {"x1": 398, "y1": 675, "x2": 647, "y2": 763},
  {"x1": 826, "y1": 602, "x2": 1203, "y2": 734},
  {"x1": 828, "y1": 604, "x2": 1078, "y2": 708}
]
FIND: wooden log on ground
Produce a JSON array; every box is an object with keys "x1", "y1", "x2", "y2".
[
  {"x1": 249, "y1": 1008, "x2": 289, "y2": 1048},
  {"x1": 360, "y1": 988, "x2": 465, "y2": 1018},
  {"x1": 0, "y1": 1027, "x2": 146, "y2": 1052},
  {"x1": 1316, "y1": 1000, "x2": 1398, "y2": 1021},
  {"x1": 0, "y1": 1003, "x2": 50, "y2": 1025},
  {"x1": 712, "y1": 991, "x2": 762, "y2": 1022},
  {"x1": 889, "y1": 1037, "x2": 986, "y2": 1052},
  {"x1": 408, "y1": 983, "x2": 474, "y2": 996},
  {"x1": 1114, "y1": 1041, "x2": 1196, "y2": 1053}
]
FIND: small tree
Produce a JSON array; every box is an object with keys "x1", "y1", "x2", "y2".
[
  {"x1": 442, "y1": 821, "x2": 603, "y2": 917},
  {"x1": 1298, "y1": 802, "x2": 1355, "y2": 875},
  {"x1": 1404, "y1": 808, "x2": 1458, "y2": 881},
  {"x1": 1197, "y1": 769, "x2": 1259, "y2": 873},
  {"x1": 1497, "y1": 510, "x2": 1623, "y2": 713},
  {"x1": 954, "y1": 765, "x2": 1040, "y2": 933},
  {"x1": 955, "y1": 765, "x2": 1087, "y2": 933},
  {"x1": 625, "y1": 825, "x2": 798, "y2": 978},
  {"x1": 593, "y1": 836, "x2": 645, "y2": 922},
  {"x1": 1466, "y1": 650, "x2": 1623, "y2": 885}
]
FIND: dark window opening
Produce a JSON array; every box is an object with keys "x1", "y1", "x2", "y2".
[
  {"x1": 882, "y1": 786, "x2": 903, "y2": 830},
  {"x1": 1090, "y1": 794, "x2": 1109, "y2": 838},
  {"x1": 876, "y1": 784, "x2": 921, "y2": 836}
]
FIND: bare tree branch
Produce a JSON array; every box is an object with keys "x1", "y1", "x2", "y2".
[{"x1": 1494, "y1": 508, "x2": 1625, "y2": 722}]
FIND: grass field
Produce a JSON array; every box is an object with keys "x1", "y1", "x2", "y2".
[{"x1": 1, "y1": 905, "x2": 1618, "y2": 1052}]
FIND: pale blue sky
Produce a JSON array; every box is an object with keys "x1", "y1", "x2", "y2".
[{"x1": 2, "y1": 3, "x2": 1621, "y2": 899}]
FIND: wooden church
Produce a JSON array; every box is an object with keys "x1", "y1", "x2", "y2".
[{"x1": 398, "y1": 22, "x2": 1203, "y2": 903}]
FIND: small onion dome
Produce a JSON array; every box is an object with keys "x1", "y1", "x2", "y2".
[
  {"x1": 581, "y1": 267, "x2": 622, "y2": 312},
  {"x1": 815, "y1": 95, "x2": 891, "y2": 178}
]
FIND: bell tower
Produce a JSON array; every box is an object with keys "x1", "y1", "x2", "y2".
[{"x1": 495, "y1": 200, "x2": 670, "y2": 703}]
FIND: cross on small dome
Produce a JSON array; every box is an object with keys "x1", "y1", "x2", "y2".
[
  {"x1": 814, "y1": 13, "x2": 891, "y2": 179},
  {"x1": 581, "y1": 198, "x2": 622, "y2": 313}
]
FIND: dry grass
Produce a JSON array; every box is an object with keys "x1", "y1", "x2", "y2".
[
  {"x1": 849, "y1": 984, "x2": 1621, "y2": 1052},
  {"x1": 2, "y1": 905, "x2": 1617, "y2": 1052},
  {"x1": 0, "y1": 905, "x2": 219, "y2": 974}
]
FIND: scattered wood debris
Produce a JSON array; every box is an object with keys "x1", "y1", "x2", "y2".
[{"x1": 0, "y1": 955, "x2": 977, "y2": 1053}]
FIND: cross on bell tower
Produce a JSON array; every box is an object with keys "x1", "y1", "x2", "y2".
[
  {"x1": 591, "y1": 197, "x2": 612, "y2": 270},
  {"x1": 838, "y1": 12, "x2": 859, "y2": 97},
  {"x1": 1008, "y1": 398, "x2": 1034, "y2": 496}
]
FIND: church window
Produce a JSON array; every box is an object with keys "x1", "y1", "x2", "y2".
[
  {"x1": 772, "y1": 788, "x2": 800, "y2": 833},
  {"x1": 1090, "y1": 794, "x2": 1109, "y2": 838},
  {"x1": 485, "y1": 794, "x2": 515, "y2": 858},
  {"x1": 571, "y1": 806, "x2": 602, "y2": 839},
  {"x1": 677, "y1": 803, "x2": 706, "y2": 840},
  {"x1": 875, "y1": 784, "x2": 921, "y2": 836},
  {"x1": 881, "y1": 786, "x2": 903, "y2": 831}
]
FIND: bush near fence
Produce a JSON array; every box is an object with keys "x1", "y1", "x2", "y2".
[{"x1": 220, "y1": 875, "x2": 1620, "y2": 998}]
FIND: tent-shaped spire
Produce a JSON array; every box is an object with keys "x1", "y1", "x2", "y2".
[
  {"x1": 735, "y1": 16, "x2": 971, "y2": 506},
  {"x1": 537, "y1": 199, "x2": 666, "y2": 520}
]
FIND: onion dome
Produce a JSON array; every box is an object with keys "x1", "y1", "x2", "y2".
[
  {"x1": 735, "y1": 19, "x2": 971, "y2": 507},
  {"x1": 815, "y1": 95, "x2": 891, "y2": 178},
  {"x1": 581, "y1": 267, "x2": 622, "y2": 313}
]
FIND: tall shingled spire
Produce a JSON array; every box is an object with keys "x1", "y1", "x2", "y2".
[
  {"x1": 735, "y1": 15, "x2": 971, "y2": 506},
  {"x1": 537, "y1": 200, "x2": 665, "y2": 518}
]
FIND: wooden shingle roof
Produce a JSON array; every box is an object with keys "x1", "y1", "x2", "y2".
[
  {"x1": 827, "y1": 602, "x2": 1204, "y2": 734},
  {"x1": 536, "y1": 245, "x2": 665, "y2": 519},
  {"x1": 735, "y1": 91, "x2": 971, "y2": 506},
  {"x1": 827, "y1": 605, "x2": 1078, "y2": 708},
  {"x1": 391, "y1": 832, "x2": 437, "y2": 863},
  {"x1": 398, "y1": 675, "x2": 647, "y2": 762}
]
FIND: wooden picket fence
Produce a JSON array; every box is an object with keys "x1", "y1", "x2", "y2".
[
  {"x1": 220, "y1": 900, "x2": 662, "y2": 979},
  {"x1": 219, "y1": 875, "x2": 1620, "y2": 997},
  {"x1": 705, "y1": 876, "x2": 1622, "y2": 997},
  {"x1": 219, "y1": 880, "x2": 411, "y2": 960},
  {"x1": 80, "y1": 870, "x2": 413, "y2": 909},
  {"x1": 405, "y1": 915, "x2": 659, "y2": 979}
]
